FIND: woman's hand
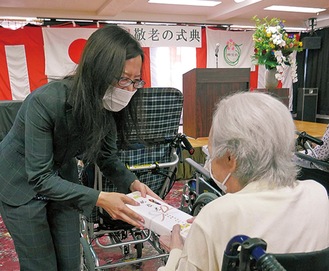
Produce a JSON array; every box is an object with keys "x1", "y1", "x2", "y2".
[
  {"x1": 159, "y1": 224, "x2": 184, "y2": 252},
  {"x1": 130, "y1": 179, "x2": 162, "y2": 200},
  {"x1": 96, "y1": 191, "x2": 145, "y2": 229}
]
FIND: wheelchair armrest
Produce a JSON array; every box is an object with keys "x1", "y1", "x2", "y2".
[
  {"x1": 185, "y1": 157, "x2": 211, "y2": 179},
  {"x1": 294, "y1": 152, "x2": 329, "y2": 168}
]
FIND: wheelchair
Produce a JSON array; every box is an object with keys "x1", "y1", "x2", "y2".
[
  {"x1": 294, "y1": 130, "x2": 329, "y2": 195},
  {"x1": 179, "y1": 157, "x2": 223, "y2": 216},
  {"x1": 79, "y1": 87, "x2": 195, "y2": 270},
  {"x1": 179, "y1": 142, "x2": 224, "y2": 216},
  {"x1": 222, "y1": 235, "x2": 329, "y2": 271}
]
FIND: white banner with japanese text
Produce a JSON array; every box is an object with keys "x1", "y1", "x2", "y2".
[{"x1": 121, "y1": 25, "x2": 202, "y2": 47}]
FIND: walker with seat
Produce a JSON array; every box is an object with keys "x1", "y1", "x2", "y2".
[{"x1": 79, "y1": 87, "x2": 195, "y2": 270}]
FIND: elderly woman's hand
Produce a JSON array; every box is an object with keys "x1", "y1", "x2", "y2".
[
  {"x1": 159, "y1": 224, "x2": 184, "y2": 252},
  {"x1": 130, "y1": 179, "x2": 162, "y2": 200}
]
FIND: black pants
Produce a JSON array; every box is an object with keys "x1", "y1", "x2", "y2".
[{"x1": 0, "y1": 198, "x2": 80, "y2": 271}]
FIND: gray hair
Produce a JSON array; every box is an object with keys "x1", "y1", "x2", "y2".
[{"x1": 210, "y1": 91, "x2": 298, "y2": 188}]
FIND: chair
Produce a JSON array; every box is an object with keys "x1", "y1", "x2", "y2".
[
  {"x1": 222, "y1": 235, "x2": 329, "y2": 271},
  {"x1": 80, "y1": 87, "x2": 193, "y2": 270},
  {"x1": 0, "y1": 100, "x2": 23, "y2": 141}
]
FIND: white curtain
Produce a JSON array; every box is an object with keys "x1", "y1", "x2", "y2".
[{"x1": 150, "y1": 47, "x2": 196, "y2": 92}]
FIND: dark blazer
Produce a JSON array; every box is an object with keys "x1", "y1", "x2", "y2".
[{"x1": 0, "y1": 80, "x2": 136, "y2": 216}]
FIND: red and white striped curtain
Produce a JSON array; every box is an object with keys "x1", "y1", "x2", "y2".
[
  {"x1": 0, "y1": 27, "x2": 47, "y2": 100},
  {"x1": 0, "y1": 25, "x2": 295, "y2": 105},
  {"x1": 0, "y1": 25, "x2": 152, "y2": 100}
]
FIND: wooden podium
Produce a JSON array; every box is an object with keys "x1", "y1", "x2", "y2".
[{"x1": 183, "y1": 68, "x2": 250, "y2": 138}]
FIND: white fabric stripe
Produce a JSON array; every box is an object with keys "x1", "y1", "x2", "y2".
[{"x1": 5, "y1": 45, "x2": 30, "y2": 100}]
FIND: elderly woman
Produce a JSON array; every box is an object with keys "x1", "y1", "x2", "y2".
[{"x1": 159, "y1": 92, "x2": 329, "y2": 271}]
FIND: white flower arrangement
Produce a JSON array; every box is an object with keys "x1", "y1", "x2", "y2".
[{"x1": 252, "y1": 16, "x2": 303, "y2": 83}]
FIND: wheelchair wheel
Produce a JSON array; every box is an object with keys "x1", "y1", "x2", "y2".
[
  {"x1": 180, "y1": 179, "x2": 197, "y2": 214},
  {"x1": 134, "y1": 231, "x2": 143, "y2": 258},
  {"x1": 80, "y1": 237, "x2": 96, "y2": 271},
  {"x1": 191, "y1": 192, "x2": 218, "y2": 216}
]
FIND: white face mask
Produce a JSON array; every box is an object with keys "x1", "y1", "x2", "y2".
[
  {"x1": 208, "y1": 162, "x2": 231, "y2": 193},
  {"x1": 102, "y1": 86, "x2": 137, "y2": 112}
]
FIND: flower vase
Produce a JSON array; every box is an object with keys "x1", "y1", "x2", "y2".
[{"x1": 264, "y1": 68, "x2": 278, "y2": 89}]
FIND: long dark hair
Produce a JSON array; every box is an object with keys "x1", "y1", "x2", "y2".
[{"x1": 68, "y1": 25, "x2": 144, "y2": 163}]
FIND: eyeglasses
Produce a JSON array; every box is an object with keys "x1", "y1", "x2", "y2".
[{"x1": 118, "y1": 77, "x2": 145, "y2": 89}]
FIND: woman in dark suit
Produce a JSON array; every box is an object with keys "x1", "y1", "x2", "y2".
[{"x1": 0, "y1": 25, "x2": 159, "y2": 270}]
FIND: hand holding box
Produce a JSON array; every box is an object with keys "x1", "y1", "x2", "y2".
[{"x1": 126, "y1": 191, "x2": 192, "y2": 239}]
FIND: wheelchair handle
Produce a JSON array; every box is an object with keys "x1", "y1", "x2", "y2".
[
  {"x1": 296, "y1": 131, "x2": 323, "y2": 146},
  {"x1": 179, "y1": 134, "x2": 195, "y2": 155},
  {"x1": 246, "y1": 239, "x2": 286, "y2": 271},
  {"x1": 257, "y1": 253, "x2": 286, "y2": 271},
  {"x1": 126, "y1": 151, "x2": 179, "y2": 172},
  {"x1": 222, "y1": 235, "x2": 287, "y2": 271}
]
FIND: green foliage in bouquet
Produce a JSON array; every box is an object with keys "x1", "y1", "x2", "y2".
[{"x1": 252, "y1": 16, "x2": 303, "y2": 82}]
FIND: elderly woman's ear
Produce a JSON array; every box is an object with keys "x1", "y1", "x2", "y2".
[{"x1": 224, "y1": 151, "x2": 237, "y2": 172}]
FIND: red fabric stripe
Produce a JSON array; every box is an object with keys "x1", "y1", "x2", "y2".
[
  {"x1": 277, "y1": 80, "x2": 282, "y2": 88},
  {"x1": 142, "y1": 47, "x2": 151, "y2": 87},
  {"x1": 196, "y1": 27, "x2": 207, "y2": 68},
  {"x1": 249, "y1": 65, "x2": 259, "y2": 90},
  {"x1": 23, "y1": 27, "x2": 47, "y2": 92},
  {"x1": 0, "y1": 27, "x2": 47, "y2": 100},
  {"x1": 0, "y1": 45, "x2": 11, "y2": 100}
]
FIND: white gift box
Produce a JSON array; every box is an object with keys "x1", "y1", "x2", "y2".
[{"x1": 126, "y1": 191, "x2": 192, "y2": 239}]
